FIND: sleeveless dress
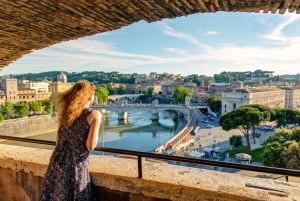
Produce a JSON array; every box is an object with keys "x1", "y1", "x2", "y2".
[{"x1": 40, "y1": 108, "x2": 94, "y2": 201}]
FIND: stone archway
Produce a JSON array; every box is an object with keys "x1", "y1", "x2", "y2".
[{"x1": 1, "y1": 1, "x2": 299, "y2": 69}]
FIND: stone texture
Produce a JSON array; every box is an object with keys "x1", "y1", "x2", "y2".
[
  {"x1": 1, "y1": 0, "x2": 300, "y2": 69},
  {"x1": 0, "y1": 115, "x2": 57, "y2": 138},
  {"x1": 0, "y1": 144, "x2": 299, "y2": 201}
]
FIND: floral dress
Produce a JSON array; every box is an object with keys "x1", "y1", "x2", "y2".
[{"x1": 40, "y1": 108, "x2": 94, "y2": 201}]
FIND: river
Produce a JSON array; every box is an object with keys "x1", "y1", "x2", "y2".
[{"x1": 2, "y1": 109, "x2": 178, "y2": 153}]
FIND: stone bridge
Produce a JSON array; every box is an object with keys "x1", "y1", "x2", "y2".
[
  {"x1": 92, "y1": 103, "x2": 191, "y2": 122},
  {"x1": 107, "y1": 94, "x2": 142, "y2": 104}
]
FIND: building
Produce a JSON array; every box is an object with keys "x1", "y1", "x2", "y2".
[
  {"x1": 1, "y1": 78, "x2": 18, "y2": 103},
  {"x1": 49, "y1": 71, "x2": 73, "y2": 94},
  {"x1": 18, "y1": 88, "x2": 36, "y2": 103},
  {"x1": 24, "y1": 80, "x2": 50, "y2": 93},
  {"x1": 208, "y1": 83, "x2": 230, "y2": 95},
  {"x1": 221, "y1": 87, "x2": 285, "y2": 115},
  {"x1": 282, "y1": 87, "x2": 300, "y2": 109},
  {"x1": 0, "y1": 89, "x2": 5, "y2": 106}
]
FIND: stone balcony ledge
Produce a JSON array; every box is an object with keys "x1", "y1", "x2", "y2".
[{"x1": 0, "y1": 144, "x2": 299, "y2": 201}]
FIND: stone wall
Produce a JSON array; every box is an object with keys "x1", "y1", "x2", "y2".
[
  {"x1": 0, "y1": 144, "x2": 299, "y2": 201},
  {"x1": 0, "y1": 115, "x2": 57, "y2": 137}
]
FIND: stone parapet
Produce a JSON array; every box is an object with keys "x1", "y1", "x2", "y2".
[
  {"x1": 0, "y1": 115, "x2": 57, "y2": 137},
  {"x1": 0, "y1": 144, "x2": 299, "y2": 201}
]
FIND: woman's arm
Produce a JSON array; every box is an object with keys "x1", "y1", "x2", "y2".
[{"x1": 86, "y1": 110, "x2": 101, "y2": 151}]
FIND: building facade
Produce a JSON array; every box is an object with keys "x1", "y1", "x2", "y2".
[
  {"x1": 49, "y1": 71, "x2": 73, "y2": 94},
  {"x1": 0, "y1": 89, "x2": 5, "y2": 106},
  {"x1": 1, "y1": 78, "x2": 18, "y2": 103},
  {"x1": 282, "y1": 87, "x2": 300, "y2": 109},
  {"x1": 222, "y1": 87, "x2": 285, "y2": 115}
]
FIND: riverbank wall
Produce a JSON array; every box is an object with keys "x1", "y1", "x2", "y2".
[{"x1": 0, "y1": 115, "x2": 57, "y2": 137}]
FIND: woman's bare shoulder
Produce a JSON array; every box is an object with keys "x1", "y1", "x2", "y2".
[{"x1": 87, "y1": 110, "x2": 101, "y2": 122}]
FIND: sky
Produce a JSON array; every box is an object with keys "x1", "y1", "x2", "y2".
[{"x1": 1, "y1": 11, "x2": 300, "y2": 76}]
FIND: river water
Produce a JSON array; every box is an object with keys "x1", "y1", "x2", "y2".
[{"x1": 3, "y1": 110, "x2": 177, "y2": 153}]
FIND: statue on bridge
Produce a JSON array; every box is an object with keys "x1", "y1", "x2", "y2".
[
  {"x1": 152, "y1": 99, "x2": 159, "y2": 106},
  {"x1": 185, "y1": 96, "x2": 190, "y2": 106}
]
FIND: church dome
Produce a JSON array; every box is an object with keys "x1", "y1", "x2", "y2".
[{"x1": 57, "y1": 71, "x2": 67, "y2": 83}]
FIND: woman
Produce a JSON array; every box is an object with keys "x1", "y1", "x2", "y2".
[{"x1": 40, "y1": 80, "x2": 101, "y2": 201}]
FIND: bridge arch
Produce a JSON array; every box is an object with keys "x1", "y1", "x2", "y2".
[
  {"x1": 1, "y1": 1, "x2": 298, "y2": 69},
  {"x1": 92, "y1": 104, "x2": 190, "y2": 122}
]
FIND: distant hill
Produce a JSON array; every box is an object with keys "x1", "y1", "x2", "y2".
[{"x1": 2, "y1": 71, "x2": 135, "y2": 84}]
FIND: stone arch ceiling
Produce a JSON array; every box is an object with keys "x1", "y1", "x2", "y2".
[{"x1": 1, "y1": 0, "x2": 300, "y2": 70}]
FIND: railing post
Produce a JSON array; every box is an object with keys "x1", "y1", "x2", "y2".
[{"x1": 138, "y1": 155, "x2": 142, "y2": 178}]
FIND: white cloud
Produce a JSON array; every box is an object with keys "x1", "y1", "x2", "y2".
[
  {"x1": 205, "y1": 31, "x2": 218, "y2": 35},
  {"x1": 259, "y1": 14, "x2": 300, "y2": 42},
  {"x1": 158, "y1": 22, "x2": 211, "y2": 50},
  {"x1": 2, "y1": 14, "x2": 300, "y2": 76}
]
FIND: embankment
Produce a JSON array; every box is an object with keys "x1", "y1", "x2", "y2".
[{"x1": 0, "y1": 115, "x2": 57, "y2": 138}]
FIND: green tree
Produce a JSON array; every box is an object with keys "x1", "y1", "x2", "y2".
[
  {"x1": 207, "y1": 95, "x2": 221, "y2": 113},
  {"x1": 43, "y1": 100, "x2": 54, "y2": 114},
  {"x1": 262, "y1": 140, "x2": 292, "y2": 168},
  {"x1": 241, "y1": 104, "x2": 272, "y2": 144},
  {"x1": 219, "y1": 106, "x2": 267, "y2": 153},
  {"x1": 3, "y1": 101, "x2": 14, "y2": 119},
  {"x1": 96, "y1": 86, "x2": 109, "y2": 104},
  {"x1": 0, "y1": 113, "x2": 4, "y2": 122},
  {"x1": 229, "y1": 135, "x2": 243, "y2": 148},
  {"x1": 262, "y1": 128, "x2": 300, "y2": 169},
  {"x1": 146, "y1": 86, "x2": 154, "y2": 97},
  {"x1": 106, "y1": 83, "x2": 114, "y2": 95},
  {"x1": 273, "y1": 108, "x2": 300, "y2": 128},
  {"x1": 173, "y1": 85, "x2": 192, "y2": 104},
  {"x1": 29, "y1": 102, "x2": 43, "y2": 114},
  {"x1": 281, "y1": 141, "x2": 300, "y2": 170},
  {"x1": 14, "y1": 103, "x2": 29, "y2": 118},
  {"x1": 265, "y1": 128, "x2": 292, "y2": 144},
  {"x1": 117, "y1": 85, "x2": 126, "y2": 95}
]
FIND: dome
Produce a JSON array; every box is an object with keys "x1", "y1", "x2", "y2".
[{"x1": 57, "y1": 71, "x2": 67, "y2": 83}]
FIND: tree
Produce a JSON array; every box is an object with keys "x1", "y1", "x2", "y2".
[
  {"x1": 265, "y1": 128, "x2": 292, "y2": 144},
  {"x1": 95, "y1": 86, "x2": 109, "y2": 104},
  {"x1": 117, "y1": 85, "x2": 126, "y2": 95},
  {"x1": 29, "y1": 102, "x2": 43, "y2": 114},
  {"x1": 146, "y1": 86, "x2": 154, "y2": 97},
  {"x1": 43, "y1": 100, "x2": 54, "y2": 114},
  {"x1": 14, "y1": 103, "x2": 29, "y2": 118},
  {"x1": 240, "y1": 104, "x2": 273, "y2": 144},
  {"x1": 281, "y1": 141, "x2": 300, "y2": 170},
  {"x1": 106, "y1": 83, "x2": 115, "y2": 95},
  {"x1": 173, "y1": 85, "x2": 192, "y2": 104},
  {"x1": 3, "y1": 101, "x2": 14, "y2": 119},
  {"x1": 229, "y1": 135, "x2": 243, "y2": 148},
  {"x1": 262, "y1": 141, "x2": 287, "y2": 168},
  {"x1": 273, "y1": 108, "x2": 300, "y2": 128},
  {"x1": 0, "y1": 113, "x2": 4, "y2": 122},
  {"x1": 207, "y1": 95, "x2": 221, "y2": 114},
  {"x1": 219, "y1": 106, "x2": 268, "y2": 153},
  {"x1": 262, "y1": 128, "x2": 300, "y2": 169}
]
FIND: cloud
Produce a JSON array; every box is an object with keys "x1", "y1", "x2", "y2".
[
  {"x1": 259, "y1": 14, "x2": 300, "y2": 42},
  {"x1": 2, "y1": 13, "x2": 300, "y2": 76},
  {"x1": 205, "y1": 31, "x2": 218, "y2": 35},
  {"x1": 158, "y1": 22, "x2": 211, "y2": 50}
]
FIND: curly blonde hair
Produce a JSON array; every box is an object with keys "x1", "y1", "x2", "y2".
[{"x1": 57, "y1": 80, "x2": 95, "y2": 127}]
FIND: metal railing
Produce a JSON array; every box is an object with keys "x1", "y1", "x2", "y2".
[{"x1": 0, "y1": 135, "x2": 299, "y2": 179}]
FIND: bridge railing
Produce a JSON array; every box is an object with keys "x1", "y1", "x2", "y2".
[{"x1": 0, "y1": 135, "x2": 299, "y2": 179}]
